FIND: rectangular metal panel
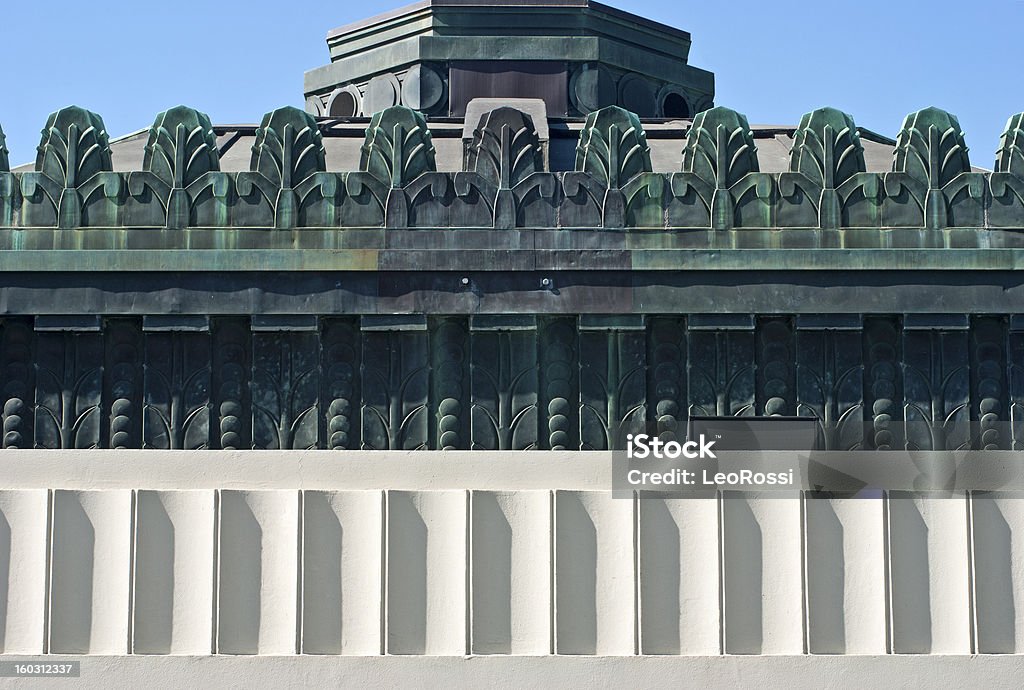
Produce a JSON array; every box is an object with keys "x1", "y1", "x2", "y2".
[{"x1": 450, "y1": 61, "x2": 568, "y2": 118}]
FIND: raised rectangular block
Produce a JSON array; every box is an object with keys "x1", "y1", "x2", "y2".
[
  {"x1": 805, "y1": 496, "x2": 886, "y2": 654},
  {"x1": 470, "y1": 490, "x2": 551, "y2": 654},
  {"x1": 889, "y1": 493, "x2": 971, "y2": 654},
  {"x1": 0, "y1": 490, "x2": 48, "y2": 654},
  {"x1": 133, "y1": 490, "x2": 215, "y2": 654},
  {"x1": 386, "y1": 491, "x2": 467, "y2": 655},
  {"x1": 49, "y1": 490, "x2": 132, "y2": 654},
  {"x1": 722, "y1": 492, "x2": 803, "y2": 655},
  {"x1": 302, "y1": 490, "x2": 384, "y2": 655},
  {"x1": 554, "y1": 491, "x2": 635, "y2": 655},
  {"x1": 217, "y1": 490, "x2": 300, "y2": 655},
  {"x1": 638, "y1": 494, "x2": 720, "y2": 655},
  {"x1": 972, "y1": 492, "x2": 1024, "y2": 653}
]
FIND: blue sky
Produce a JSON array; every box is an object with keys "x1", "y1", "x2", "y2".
[{"x1": 1, "y1": 0, "x2": 1019, "y2": 166}]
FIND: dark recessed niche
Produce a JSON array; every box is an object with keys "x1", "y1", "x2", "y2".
[{"x1": 663, "y1": 92, "x2": 691, "y2": 118}]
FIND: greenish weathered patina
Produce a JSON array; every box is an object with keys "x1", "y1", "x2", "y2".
[
  {"x1": 304, "y1": 0, "x2": 714, "y2": 118},
  {"x1": 4, "y1": 103, "x2": 1023, "y2": 240},
  {"x1": 0, "y1": 1, "x2": 1022, "y2": 454}
]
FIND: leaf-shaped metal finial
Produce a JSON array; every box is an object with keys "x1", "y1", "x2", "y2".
[
  {"x1": 995, "y1": 113, "x2": 1024, "y2": 176},
  {"x1": 251, "y1": 106, "x2": 326, "y2": 188},
  {"x1": 575, "y1": 105, "x2": 651, "y2": 188},
  {"x1": 360, "y1": 106, "x2": 436, "y2": 187},
  {"x1": 35, "y1": 106, "x2": 112, "y2": 186},
  {"x1": 681, "y1": 106, "x2": 758, "y2": 189},
  {"x1": 893, "y1": 107, "x2": 971, "y2": 188},
  {"x1": 144, "y1": 106, "x2": 220, "y2": 188},
  {"x1": 0, "y1": 123, "x2": 8, "y2": 172},
  {"x1": 790, "y1": 107, "x2": 865, "y2": 189},
  {"x1": 467, "y1": 107, "x2": 544, "y2": 188}
]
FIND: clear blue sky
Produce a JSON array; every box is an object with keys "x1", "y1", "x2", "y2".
[{"x1": 1, "y1": 0, "x2": 1019, "y2": 167}]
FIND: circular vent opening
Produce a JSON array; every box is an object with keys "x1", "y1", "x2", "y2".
[{"x1": 329, "y1": 91, "x2": 358, "y2": 117}]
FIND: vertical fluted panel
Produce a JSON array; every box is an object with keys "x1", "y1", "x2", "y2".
[
  {"x1": 470, "y1": 490, "x2": 551, "y2": 654},
  {"x1": 212, "y1": 318, "x2": 251, "y2": 450},
  {"x1": 386, "y1": 491, "x2": 467, "y2": 655},
  {"x1": 0, "y1": 320, "x2": 33, "y2": 449},
  {"x1": 0, "y1": 491, "x2": 47, "y2": 653},
  {"x1": 889, "y1": 493, "x2": 971, "y2": 653},
  {"x1": 49, "y1": 490, "x2": 132, "y2": 654},
  {"x1": 638, "y1": 494, "x2": 720, "y2": 654},
  {"x1": 970, "y1": 317, "x2": 1008, "y2": 450},
  {"x1": 722, "y1": 492, "x2": 803, "y2": 654},
  {"x1": 647, "y1": 317, "x2": 687, "y2": 443},
  {"x1": 132, "y1": 490, "x2": 215, "y2": 654},
  {"x1": 301, "y1": 491, "x2": 383, "y2": 655},
  {"x1": 864, "y1": 317, "x2": 903, "y2": 450},
  {"x1": 105, "y1": 321, "x2": 143, "y2": 450},
  {"x1": 321, "y1": 320, "x2": 360, "y2": 451},
  {"x1": 217, "y1": 490, "x2": 300, "y2": 654},
  {"x1": 540, "y1": 318, "x2": 578, "y2": 450},
  {"x1": 756, "y1": 317, "x2": 796, "y2": 416},
  {"x1": 805, "y1": 496, "x2": 886, "y2": 653},
  {"x1": 554, "y1": 491, "x2": 635, "y2": 655}
]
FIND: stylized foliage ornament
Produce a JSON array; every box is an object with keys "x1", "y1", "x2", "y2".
[
  {"x1": 361, "y1": 106, "x2": 436, "y2": 186},
  {"x1": 21, "y1": 106, "x2": 120, "y2": 228},
  {"x1": 356, "y1": 106, "x2": 438, "y2": 227},
  {"x1": 575, "y1": 105, "x2": 651, "y2": 187},
  {"x1": 242, "y1": 106, "x2": 330, "y2": 229},
  {"x1": 0, "y1": 123, "x2": 9, "y2": 172},
  {"x1": 996, "y1": 113, "x2": 1024, "y2": 176},
  {"x1": 129, "y1": 106, "x2": 226, "y2": 229},
  {"x1": 990, "y1": 113, "x2": 1024, "y2": 218},
  {"x1": 886, "y1": 107, "x2": 980, "y2": 229},
  {"x1": 567, "y1": 106, "x2": 658, "y2": 227},
  {"x1": 455, "y1": 107, "x2": 554, "y2": 228},
  {"x1": 676, "y1": 106, "x2": 768, "y2": 229},
  {"x1": 146, "y1": 106, "x2": 220, "y2": 187},
  {"x1": 780, "y1": 107, "x2": 876, "y2": 228},
  {"x1": 468, "y1": 107, "x2": 543, "y2": 188}
]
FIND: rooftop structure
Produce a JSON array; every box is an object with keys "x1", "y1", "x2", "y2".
[
  {"x1": 302, "y1": 0, "x2": 715, "y2": 118},
  {"x1": 0, "y1": 2, "x2": 1022, "y2": 684}
]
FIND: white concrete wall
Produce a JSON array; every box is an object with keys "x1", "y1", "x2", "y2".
[{"x1": 0, "y1": 451, "x2": 1020, "y2": 666}]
